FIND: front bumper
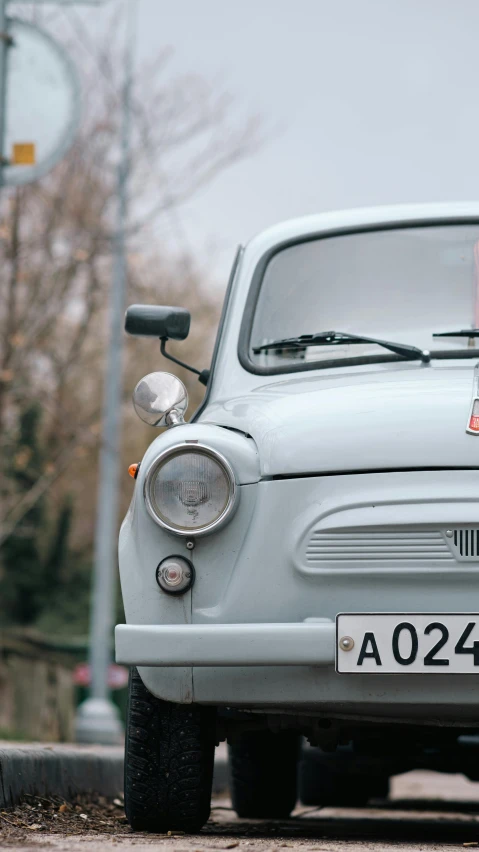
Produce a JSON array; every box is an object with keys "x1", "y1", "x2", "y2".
[
  {"x1": 115, "y1": 622, "x2": 335, "y2": 667},
  {"x1": 116, "y1": 622, "x2": 479, "y2": 722}
]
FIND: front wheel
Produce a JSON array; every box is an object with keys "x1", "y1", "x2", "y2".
[
  {"x1": 228, "y1": 730, "x2": 299, "y2": 818},
  {"x1": 124, "y1": 668, "x2": 216, "y2": 833}
]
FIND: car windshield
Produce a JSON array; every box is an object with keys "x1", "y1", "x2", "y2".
[{"x1": 249, "y1": 224, "x2": 479, "y2": 369}]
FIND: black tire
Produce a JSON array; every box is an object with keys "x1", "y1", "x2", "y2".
[
  {"x1": 124, "y1": 668, "x2": 216, "y2": 833},
  {"x1": 298, "y1": 746, "x2": 390, "y2": 807},
  {"x1": 228, "y1": 730, "x2": 299, "y2": 818}
]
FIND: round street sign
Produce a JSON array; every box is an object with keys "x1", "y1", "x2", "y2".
[{"x1": 4, "y1": 18, "x2": 81, "y2": 187}]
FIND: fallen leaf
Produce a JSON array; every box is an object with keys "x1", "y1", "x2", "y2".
[
  {"x1": 0, "y1": 814, "x2": 21, "y2": 828},
  {"x1": 79, "y1": 814, "x2": 88, "y2": 820},
  {"x1": 28, "y1": 824, "x2": 42, "y2": 831},
  {"x1": 59, "y1": 804, "x2": 68, "y2": 813}
]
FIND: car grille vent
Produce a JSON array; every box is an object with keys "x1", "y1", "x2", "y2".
[
  {"x1": 305, "y1": 531, "x2": 454, "y2": 564},
  {"x1": 451, "y1": 529, "x2": 479, "y2": 560}
]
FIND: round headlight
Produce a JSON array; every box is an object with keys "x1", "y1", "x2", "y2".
[{"x1": 144, "y1": 444, "x2": 238, "y2": 536}]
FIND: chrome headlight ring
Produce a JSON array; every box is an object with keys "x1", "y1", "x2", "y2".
[{"x1": 143, "y1": 443, "x2": 239, "y2": 537}]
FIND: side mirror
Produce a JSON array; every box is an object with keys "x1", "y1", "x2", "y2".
[
  {"x1": 132, "y1": 372, "x2": 188, "y2": 427},
  {"x1": 125, "y1": 303, "x2": 209, "y2": 387},
  {"x1": 125, "y1": 304, "x2": 190, "y2": 341}
]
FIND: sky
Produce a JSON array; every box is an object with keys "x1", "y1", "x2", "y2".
[
  {"x1": 131, "y1": 0, "x2": 479, "y2": 282},
  {"x1": 19, "y1": 0, "x2": 479, "y2": 282}
]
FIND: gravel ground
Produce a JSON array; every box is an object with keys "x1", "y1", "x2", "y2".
[{"x1": 3, "y1": 771, "x2": 479, "y2": 852}]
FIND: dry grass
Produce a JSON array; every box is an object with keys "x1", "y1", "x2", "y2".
[{"x1": 0, "y1": 792, "x2": 131, "y2": 841}]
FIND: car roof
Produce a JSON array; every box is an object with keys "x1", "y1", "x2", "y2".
[{"x1": 246, "y1": 201, "x2": 479, "y2": 258}]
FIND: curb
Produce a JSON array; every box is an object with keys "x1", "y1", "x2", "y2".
[
  {"x1": 0, "y1": 742, "x2": 229, "y2": 808},
  {"x1": 0, "y1": 743, "x2": 124, "y2": 809}
]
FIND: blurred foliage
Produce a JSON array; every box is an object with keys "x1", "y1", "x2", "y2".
[
  {"x1": 0, "y1": 14, "x2": 260, "y2": 635},
  {"x1": 1, "y1": 403, "x2": 48, "y2": 625},
  {"x1": 0, "y1": 728, "x2": 29, "y2": 741}
]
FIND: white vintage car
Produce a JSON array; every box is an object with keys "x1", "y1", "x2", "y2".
[{"x1": 116, "y1": 203, "x2": 479, "y2": 832}]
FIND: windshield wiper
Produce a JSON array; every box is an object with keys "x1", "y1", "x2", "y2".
[
  {"x1": 433, "y1": 329, "x2": 479, "y2": 338},
  {"x1": 253, "y1": 331, "x2": 431, "y2": 363}
]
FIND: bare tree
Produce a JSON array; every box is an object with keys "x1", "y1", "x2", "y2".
[{"x1": 0, "y1": 18, "x2": 261, "y2": 626}]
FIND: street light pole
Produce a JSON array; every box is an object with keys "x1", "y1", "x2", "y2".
[
  {"x1": 0, "y1": 0, "x2": 10, "y2": 189},
  {"x1": 75, "y1": 0, "x2": 136, "y2": 744}
]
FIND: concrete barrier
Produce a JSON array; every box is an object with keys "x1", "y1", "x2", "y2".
[
  {"x1": 0, "y1": 741, "x2": 229, "y2": 808},
  {"x1": 0, "y1": 743, "x2": 124, "y2": 808}
]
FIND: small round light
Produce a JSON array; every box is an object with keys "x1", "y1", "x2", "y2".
[{"x1": 156, "y1": 556, "x2": 195, "y2": 595}]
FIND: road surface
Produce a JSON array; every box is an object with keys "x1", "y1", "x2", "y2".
[{"x1": 3, "y1": 770, "x2": 479, "y2": 851}]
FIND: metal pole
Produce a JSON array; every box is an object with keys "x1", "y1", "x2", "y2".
[
  {"x1": 75, "y1": 0, "x2": 136, "y2": 744},
  {"x1": 0, "y1": 0, "x2": 9, "y2": 190}
]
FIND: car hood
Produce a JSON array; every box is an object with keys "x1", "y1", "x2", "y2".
[{"x1": 200, "y1": 363, "x2": 479, "y2": 477}]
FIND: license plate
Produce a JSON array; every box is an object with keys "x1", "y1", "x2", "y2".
[{"x1": 336, "y1": 613, "x2": 479, "y2": 674}]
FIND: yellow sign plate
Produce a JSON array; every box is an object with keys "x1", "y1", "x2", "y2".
[{"x1": 12, "y1": 143, "x2": 36, "y2": 166}]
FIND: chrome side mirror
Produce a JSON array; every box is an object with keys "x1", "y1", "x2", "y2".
[{"x1": 132, "y1": 372, "x2": 188, "y2": 427}]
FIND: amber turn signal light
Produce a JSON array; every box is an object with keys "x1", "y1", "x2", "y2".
[{"x1": 128, "y1": 463, "x2": 139, "y2": 479}]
